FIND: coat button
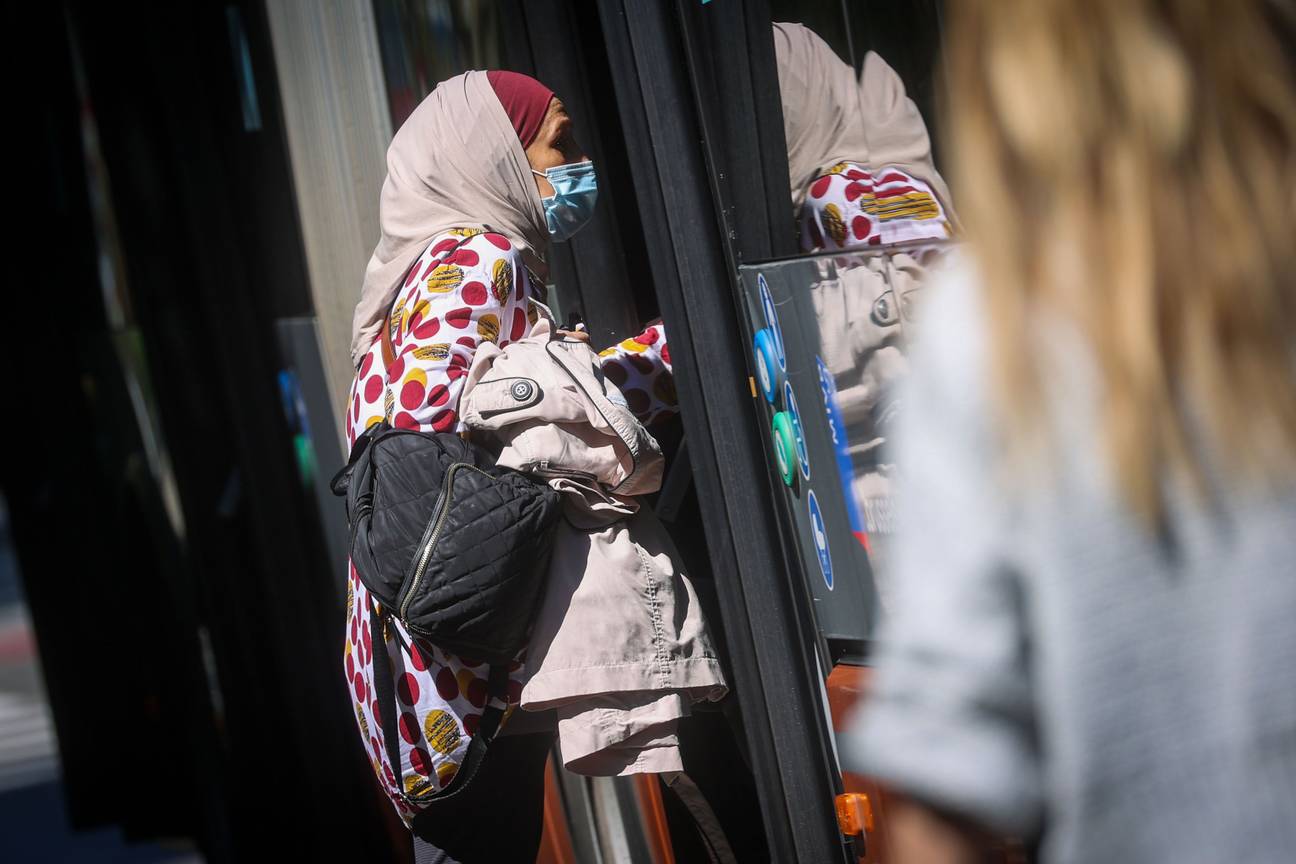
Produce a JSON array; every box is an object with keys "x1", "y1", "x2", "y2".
[{"x1": 511, "y1": 380, "x2": 534, "y2": 401}]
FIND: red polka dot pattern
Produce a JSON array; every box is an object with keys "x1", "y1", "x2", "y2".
[
  {"x1": 410, "y1": 747, "x2": 432, "y2": 776},
  {"x1": 412, "y1": 317, "x2": 441, "y2": 340},
  {"x1": 466, "y1": 677, "x2": 487, "y2": 709},
  {"x1": 596, "y1": 323, "x2": 678, "y2": 426},
  {"x1": 430, "y1": 238, "x2": 458, "y2": 258},
  {"x1": 397, "y1": 673, "x2": 420, "y2": 705},
  {"x1": 430, "y1": 410, "x2": 457, "y2": 432},
  {"x1": 400, "y1": 379, "x2": 426, "y2": 411},
  {"x1": 444, "y1": 307, "x2": 472, "y2": 329},
  {"x1": 627, "y1": 354, "x2": 655, "y2": 375},
  {"x1": 799, "y1": 160, "x2": 947, "y2": 253},
  {"x1": 400, "y1": 713, "x2": 420, "y2": 744},
  {"x1": 603, "y1": 359, "x2": 628, "y2": 387},
  {"x1": 339, "y1": 229, "x2": 537, "y2": 825},
  {"x1": 435, "y1": 667, "x2": 459, "y2": 700},
  {"x1": 409, "y1": 642, "x2": 427, "y2": 672},
  {"x1": 625, "y1": 388, "x2": 650, "y2": 416},
  {"x1": 446, "y1": 248, "x2": 480, "y2": 268}
]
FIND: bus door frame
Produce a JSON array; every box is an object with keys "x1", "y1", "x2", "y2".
[{"x1": 596, "y1": 1, "x2": 852, "y2": 861}]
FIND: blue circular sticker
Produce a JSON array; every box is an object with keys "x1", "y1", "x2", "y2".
[
  {"x1": 753, "y1": 330, "x2": 778, "y2": 404},
  {"x1": 784, "y1": 381, "x2": 809, "y2": 481},
  {"x1": 807, "y1": 489, "x2": 833, "y2": 591},
  {"x1": 757, "y1": 273, "x2": 787, "y2": 374}
]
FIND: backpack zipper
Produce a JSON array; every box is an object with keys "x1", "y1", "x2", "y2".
[{"x1": 398, "y1": 461, "x2": 495, "y2": 620}]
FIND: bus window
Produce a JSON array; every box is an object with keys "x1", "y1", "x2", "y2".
[{"x1": 730, "y1": 12, "x2": 961, "y2": 633}]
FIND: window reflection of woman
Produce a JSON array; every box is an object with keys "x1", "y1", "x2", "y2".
[{"x1": 772, "y1": 22, "x2": 954, "y2": 252}]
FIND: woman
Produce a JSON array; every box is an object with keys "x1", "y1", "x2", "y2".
[
  {"x1": 845, "y1": 1, "x2": 1296, "y2": 862},
  {"x1": 341, "y1": 69, "x2": 665, "y2": 862}
]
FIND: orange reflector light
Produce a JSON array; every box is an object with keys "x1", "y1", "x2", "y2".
[{"x1": 835, "y1": 792, "x2": 874, "y2": 836}]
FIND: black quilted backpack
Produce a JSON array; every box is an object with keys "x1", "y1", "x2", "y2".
[
  {"x1": 330, "y1": 421, "x2": 561, "y2": 806},
  {"x1": 331, "y1": 421, "x2": 561, "y2": 662}
]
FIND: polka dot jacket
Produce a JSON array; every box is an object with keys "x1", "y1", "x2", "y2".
[
  {"x1": 800, "y1": 160, "x2": 951, "y2": 253},
  {"x1": 341, "y1": 227, "x2": 675, "y2": 823}
]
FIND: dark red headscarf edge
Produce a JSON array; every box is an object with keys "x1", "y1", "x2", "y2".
[{"x1": 487, "y1": 70, "x2": 555, "y2": 150}]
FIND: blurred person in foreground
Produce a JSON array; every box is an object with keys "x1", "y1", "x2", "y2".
[{"x1": 843, "y1": 1, "x2": 1296, "y2": 862}]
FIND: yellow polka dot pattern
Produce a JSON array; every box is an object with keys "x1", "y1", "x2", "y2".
[
  {"x1": 477, "y1": 313, "x2": 500, "y2": 344},
  {"x1": 436, "y1": 761, "x2": 459, "y2": 786},
  {"x1": 823, "y1": 202, "x2": 848, "y2": 245},
  {"x1": 491, "y1": 258, "x2": 513, "y2": 305},
  {"x1": 405, "y1": 774, "x2": 435, "y2": 799},
  {"x1": 423, "y1": 709, "x2": 463, "y2": 756},
  {"x1": 389, "y1": 299, "x2": 405, "y2": 343},
  {"x1": 412, "y1": 344, "x2": 450, "y2": 361},
  {"x1": 426, "y1": 264, "x2": 464, "y2": 294}
]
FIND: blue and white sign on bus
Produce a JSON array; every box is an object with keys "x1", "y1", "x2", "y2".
[
  {"x1": 753, "y1": 329, "x2": 779, "y2": 404},
  {"x1": 784, "y1": 380, "x2": 809, "y2": 481},
  {"x1": 816, "y1": 355, "x2": 866, "y2": 539},
  {"x1": 757, "y1": 273, "x2": 786, "y2": 373},
  {"x1": 807, "y1": 488, "x2": 833, "y2": 591}
]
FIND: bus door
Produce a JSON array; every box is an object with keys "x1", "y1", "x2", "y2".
[{"x1": 591, "y1": 1, "x2": 972, "y2": 862}]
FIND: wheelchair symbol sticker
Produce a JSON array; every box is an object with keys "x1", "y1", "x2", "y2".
[{"x1": 807, "y1": 489, "x2": 833, "y2": 591}]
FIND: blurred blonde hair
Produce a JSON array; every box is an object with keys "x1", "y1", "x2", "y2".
[{"x1": 946, "y1": 0, "x2": 1296, "y2": 521}]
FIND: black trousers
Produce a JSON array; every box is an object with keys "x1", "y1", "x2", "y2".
[{"x1": 409, "y1": 731, "x2": 554, "y2": 864}]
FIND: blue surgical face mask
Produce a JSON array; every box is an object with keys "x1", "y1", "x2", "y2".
[{"x1": 532, "y1": 160, "x2": 598, "y2": 242}]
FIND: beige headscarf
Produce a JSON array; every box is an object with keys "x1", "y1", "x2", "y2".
[
  {"x1": 772, "y1": 23, "x2": 953, "y2": 217},
  {"x1": 350, "y1": 70, "x2": 549, "y2": 367},
  {"x1": 772, "y1": 22, "x2": 872, "y2": 211}
]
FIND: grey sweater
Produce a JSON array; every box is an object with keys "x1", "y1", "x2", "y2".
[{"x1": 842, "y1": 262, "x2": 1296, "y2": 863}]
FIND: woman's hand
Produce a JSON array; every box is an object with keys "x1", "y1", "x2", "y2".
[{"x1": 557, "y1": 327, "x2": 590, "y2": 343}]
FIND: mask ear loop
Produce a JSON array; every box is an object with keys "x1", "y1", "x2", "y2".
[{"x1": 532, "y1": 161, "x2": 594, "y2": 180}]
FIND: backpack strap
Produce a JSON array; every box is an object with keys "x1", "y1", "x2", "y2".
[
  {"x1": 663, "y1": 771, "x2": 739, "y2": 864},
  {"x1": 368, "y1": 597, "x2": 511, "y2": 811},
  {"x1": 430, "y1": 662, "x2": 509, "y2": 802}
]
